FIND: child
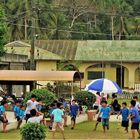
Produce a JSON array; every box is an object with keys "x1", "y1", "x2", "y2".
[
  {"x1": 98, "y1": 100, "x2": 111, "y2": 133},
  {"x1": 25, "y1": 94, "x2": 39, "y2": 122},
  {"x1": 36, "y1": 99, "x2": 43, "y2": 112},
  {"x1": 51, "y1": 102, "x2": 65, "y2": 140},
  {"x1": 70, "y1": 100, "x2": 79, "y2": 130},
  {"x1": 129, "y1": 100, "x2": 140, "y2": 139},
  {"x1": 133, "y1": 96, "x2": 140, "y2": 113},
  {"x1": 94, "y1": 105, "x2": 102, "y2": 131},
  {"x1": 117, "y1": 102, "x2": 129, "y2": 133},
  {"x1": 27, "y1": 109, "x2": 44, "y2": 123},
  {"x1": 13, "y1": 100, "x2": 21, "y2": 129},
  {"x1": 0, "y1": 100, "x2": 8, "y2": 132},
  {"x1": 17, "y1": 105, "x2": 25, "y2": 129}
]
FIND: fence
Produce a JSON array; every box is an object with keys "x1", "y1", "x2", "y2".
[{"x1": 117, "y1": 93, "x2": 140, "y2": 100}]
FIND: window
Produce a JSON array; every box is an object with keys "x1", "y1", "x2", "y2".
[{"x1": 88, "y1": 71, "x2": 105, "y2": 80}]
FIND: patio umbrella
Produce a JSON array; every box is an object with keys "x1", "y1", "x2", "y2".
[{"x1": 85, "y1": 78, "x2": 122, "y2": 94}]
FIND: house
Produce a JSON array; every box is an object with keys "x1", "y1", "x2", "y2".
[{"x1": 5, "y1": 40, "x2": 140, "y2": 91}]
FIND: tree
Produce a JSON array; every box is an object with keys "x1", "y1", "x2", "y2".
[{"x1": 0, "y1": 6, "x2": 7, "y2": 56}]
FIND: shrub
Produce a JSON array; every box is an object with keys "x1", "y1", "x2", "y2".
[
  {"x1": 73, "y1": 91, "x2": 96, "y2": 110},
  {"x1": 20, "y1": 123, "x2": 46, "y2": 140},
  {"x1": 24, "y1": 89, "x2": 56, "y2": 106}
]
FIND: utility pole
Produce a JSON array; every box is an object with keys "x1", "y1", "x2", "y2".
[
  {"x1": 102, "y1": 46, "x2": 104, "y2": 78},
  {"x1": 30, "y1": 0, "x2": 35, "y2": 70}
]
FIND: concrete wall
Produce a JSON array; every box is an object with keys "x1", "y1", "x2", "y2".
[
  {"x1": 1, "y1": 112, "x2": 87, "y2": 131},
  {"x1": 78, "y1": 62, "x2": 139, "y2": 89},
  {"x1": 36, "y1": 60, "x2": 57, "y2": 86},
  {"x1": 34, "y1": 60, "x2": 140, "y2": 90}
]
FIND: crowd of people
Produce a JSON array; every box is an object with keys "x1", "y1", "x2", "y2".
[
  {"x1": 93, "y1": 92, "x2": 140, "y2": 139},
  {"x1": 0, "y1": 94, "x2": 79, "y2": 139},
  {"x1": 0, "y1": 92, "x2": 140, "y2": 139}
]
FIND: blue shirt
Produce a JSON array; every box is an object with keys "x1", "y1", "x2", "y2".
[
  {"x1": 100, "y1": 107, "x2": 111, "y2": 119},
  {"x1": 37, "y1": 104, "x2": 42, "y2": 112},
  {"x1": 120, "y1": 108, "x2": 129, "y2": 121},
  {"x1": 63, "y1": 101, "x2": 67, "y2": 108},
  {"x1": 70, "y1": 104, "x2": 79, "y2": 116},
  {"x1": 52, "y1": 108, "x2": 64, "y2": 122},
  {"x1": 19, "y1": 110, "x2": 25, "y2": 119},
  {"x1": 130, "y1": 107, "x2": 140, "y2": 123},
  {"x1": 0, "y1": 105, "x2": 5, "y2": 116},
  {"x1": 13, "y1": 105, "x2": 20, "y2": 117}
]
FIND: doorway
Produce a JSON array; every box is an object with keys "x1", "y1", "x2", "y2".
[{"x1": 116, "y1": 67, "x2": 124, "y2": 88}]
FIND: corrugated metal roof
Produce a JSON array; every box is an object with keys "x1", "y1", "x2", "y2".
[
  {"x1": 5, "y1": 41, "x2": 62, "y2": 60},
  {"x1": 5, "y1": 40, "x2": 140, "y2": 62}
]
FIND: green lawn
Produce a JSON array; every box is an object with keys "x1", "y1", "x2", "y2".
[{"x1": 0, "y1": 121, "x2": 136, "y2": 139}]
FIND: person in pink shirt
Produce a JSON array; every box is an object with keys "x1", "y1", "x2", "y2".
[{"x1": 93, "y1": 92, "x2": 101, "y2": 110}]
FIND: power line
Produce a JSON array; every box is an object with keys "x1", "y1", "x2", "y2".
[{"x1": 7, "y1": 22, "x2": 140, "y2": 37}]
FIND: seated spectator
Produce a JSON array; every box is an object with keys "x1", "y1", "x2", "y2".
[{"x1": 27, "y1": 109, "x2": 44, "y2": 123}]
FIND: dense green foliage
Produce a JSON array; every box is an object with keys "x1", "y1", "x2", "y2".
[
  {"x1": 74, "y1": 91, "x2": 96, "y2": 110},
  {"x1": 24, "y1": 89, "x2": 56, "y2": 106},
  {"x1": 20, "y1": 123, "x2": 46, "y2": 140},
  {"x1": 0, "y1": 6, "x2": 7, "y2": 56},
  {"x1": 2, "y1": 0, "x2": 140, "y2": 40}
]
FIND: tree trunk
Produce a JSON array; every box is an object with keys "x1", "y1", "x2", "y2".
[
  {"x1": 111, "y1": 16, "x2": 114, "y2": 40},
  {"x1": 94, "y1": 15, "x2": 97, "y2": 29},
  {"x1": 24, "y1": 18, "x2": 27, "y2": 40}
]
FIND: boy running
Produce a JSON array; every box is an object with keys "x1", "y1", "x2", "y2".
[
  {"x1": 70, "y1": 100, "x2": 79, "y2": 130},
  {"x1": 13, "y1": 100, "x2": 21, "y2": 129},
  {"x1": 129, "y1": 100, "x2": 140, "y2": 139},
  {"x1": 51, "y1": 102, "x2": 65, "y2": 140},
  {"x1": 117, "y1": 102, "x2": 129, "y2": 133},
  {"x1": 98, "y1": 101, "x2": 111, "y2": 133},
  {"x1": 94, "y1": 105, "x2": 102, "y2": 131},
  {"x1": 17, "y1": 105, "x2": 25, "y2": 129}
]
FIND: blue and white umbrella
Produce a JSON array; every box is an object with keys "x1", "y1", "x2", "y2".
[{"x1": 85, "y1": 78, "x2": 122, "y2": 94}]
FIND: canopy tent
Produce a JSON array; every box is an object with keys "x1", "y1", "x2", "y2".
[
  {"x1": 0, "y1": 70, "x2": 80, "y2": 81},
  {"x1": 0, "y1": 70, "x2": 81, "y2": 93}
]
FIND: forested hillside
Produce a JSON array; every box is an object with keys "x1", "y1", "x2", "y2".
[{"x1": 1, "y1": 0, "x2": 140, "y2": 41}]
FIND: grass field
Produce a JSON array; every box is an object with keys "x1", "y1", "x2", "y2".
[{"x1": 0, "y1": 120, "x2": 137, "y2": 140}]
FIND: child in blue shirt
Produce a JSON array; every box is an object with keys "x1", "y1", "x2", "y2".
[
  {"x1": 129, "y1": 100, "x2": 140, "y2": 139},
  {"x1": 17, "y1": 105, "x2": 25, "y2": 129},
  {"x1": 51, "y1": 102, "x2": 65, "y2": 139},
  {"x1": 98, "y1": 100, "x2": 111, "y2": 133},
  {"x1": 19, "y1": 105, "x2": 25, "y2": 120},
  {"x1": 0, "y1": 100, "x2": 8, "y2": 132},
  {"x1": 117, "y1": 102, "x2": 129, "y2": 133},
  {"x1": 70, "y1": 100, "x2": 79, "y2": 130},
  {"x1": 36, "y1": 99, "x2": 43, "y2": 112},
  {"x1": 13, "y1": 100, "x2": 20, "y2": 121}
]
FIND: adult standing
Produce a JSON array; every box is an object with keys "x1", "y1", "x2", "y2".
[
  {"x1": 93, "y1": 92, "x2": 101, "y2": 110},
  {"x1": 25, "y1": 94, "x2": 39, "y2": 122}
]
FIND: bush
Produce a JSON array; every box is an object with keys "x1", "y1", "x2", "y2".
[
  {"x1": 73, "y1": 91, "x2": 96, "y2": 110},
  {"x1": 20, "y1": 123, "x2": 46, "y2": 140},
  {"x1": 24, "y1": 89, "x2": 56, "y2": 106}
]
